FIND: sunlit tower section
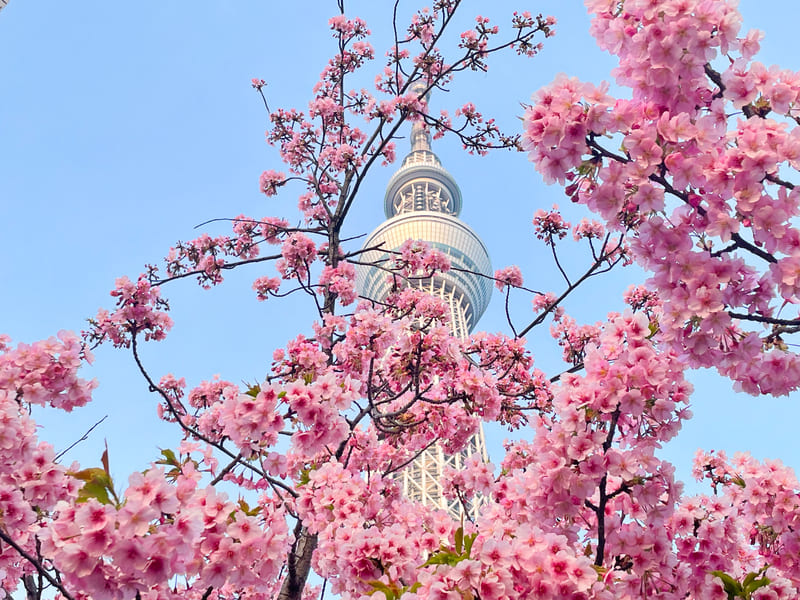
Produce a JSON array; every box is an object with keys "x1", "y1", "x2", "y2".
[
  {"x1": 357, "y1": 90, "x2": 493, "y2": 518},
  {"x1": 0, "y1": 1, "x2": 8, "y2": 13}
]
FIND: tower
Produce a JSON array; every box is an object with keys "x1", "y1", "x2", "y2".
[{"x1": 357, "y1": 91, "x2": 494, "y2": 517}]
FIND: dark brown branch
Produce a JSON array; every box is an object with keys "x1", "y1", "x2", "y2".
[
  {"x1": 728, "y1": 311, "x2": 800, "y2": 326},
  {"x1": 209, "y1": 453, "x2": 244, "y2": 486},
  {"x1": 0, "y1": 530, "x2": 75, "y2": 600},
  {"x1": 550, "y1": 240, "x2": 572, "y2": 287},
  {"x1": 549, "y1": 362, "x2": 585, "y2": 383},
  {"x1": 277, "y1": 522, "x2": 318, "y2": 600},
  {"x1": 764, "y1": 172, "x2": 796, "y2": 189},
  {"x1": 594, "y1": 408, "x2": 621, "y2": 566},
  {"x1": 503, "y1": 287, "x2": 518, "y2": 338},
  {"x1": 153, "y1": 253, "x2": 284, "y2": 286},
  {"x1": 384, "y1": 438, "x2": 440, "y2": 477}
]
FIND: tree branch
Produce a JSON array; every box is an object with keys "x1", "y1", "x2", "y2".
[{"x1": 0, "y1": 531, "x2": 75, "y2": 600}]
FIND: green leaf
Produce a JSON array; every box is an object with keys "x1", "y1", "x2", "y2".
[
  {"x1": 710, "y1": 567, "x2": 771, "y2": 599},
  {"x1": 70, "y1": 467, "x2": 111, "y2": 485},
  {"x1": 154, "y1": 448, "x2": 182, "y2": 482},
  {"x1": 591, "y1": 564, "x2": 607, "y2": 580},
  {"x1": 742, "y1": 571, "x2": 758, "y2": 589},
  {"x1": 422, "y1": 550, "x2": 460, "y2": 567},
  {"x1": 155, "y1": 448, "x2": 179, "y2": 467},
  {"x1": 69, "y1": 453, "x2": 124, "y2": 507},
  {"x1": 245, "y1": 384, "x2": 261, "y2": 398},
  {"x1": 419, "y1": 527, "x2": 477, "y2": 570},
  {"x1": 298, "y1": 467, "x2": 312, "y2": 487},
  {"x1": 743, "y1": 567, "x2": 771, "y2": 596},
  {"x1": 363, "y1": 580, "x2": 397, "y2": 600},
  {"x1": 70, "y1": 468, "x2": 114, "y2": 505},
  {"x1": 744, "y1": 577, "x2": 770, "y2": 596},
  {"x1": 711, "y1": 570, "x2": 743, "y2": 600},
  {"x1": 463, "y1": 532, "x2": 477, "y2": 558},
  {"x1": 77, "y1": 480, "x2": 112, "y2": 505},
  {"x1": 237, "y1": 497, "x2": 262, "y2": 517}
]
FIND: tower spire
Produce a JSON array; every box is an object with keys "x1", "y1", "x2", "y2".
[
  {"x1": 409, "y1": 82, "x2": 433, "y2": 153},
  {"x1": 410, "y1": 117, "x2": 433, "y2": 153}
]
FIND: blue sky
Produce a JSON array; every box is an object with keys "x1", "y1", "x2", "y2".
[{"x1": 1, "y1": 1, "x2": 798, "y2": 493}]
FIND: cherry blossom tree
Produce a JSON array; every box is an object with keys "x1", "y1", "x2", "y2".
[{"x1": 3, "y1": 1, "x2": 800, "y2": 600}]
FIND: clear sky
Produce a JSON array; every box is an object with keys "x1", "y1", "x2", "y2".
[{"x1": 1, "y1": 1, "x2": 798, "y2": 493}]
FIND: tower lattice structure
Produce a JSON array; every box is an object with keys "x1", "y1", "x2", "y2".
[{"x1": 357, "y1": 99, "x2": 493, "y2": 518}]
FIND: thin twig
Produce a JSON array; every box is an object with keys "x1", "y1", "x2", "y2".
[{"x1": 54, "y1": 415, "x2": 108, "y2": 462}]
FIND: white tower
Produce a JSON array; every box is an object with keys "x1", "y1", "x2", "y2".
[{"x1": 357, "y1": 91, "x2": 493, "y2": 517}]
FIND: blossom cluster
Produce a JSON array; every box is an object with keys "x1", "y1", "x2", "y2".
[
  {"x1": 43, "y1": 467, "x2": 292, "y2": 599},
  {"x1": 523, "y1": 0, "x2": 800, "y2": 395},
  {"x1": 394, "y1": 239, "x2": 451, "y2": 281},
  {"x1": 532, "y1": 207, "x2": 570, "y2": 246},
  {"x1": 0, "y1": 387, "x2": 78, "y2": 590},
  {"x1": 319, "y1": 261, "x2": 357, "y2": 305},
  {"x1": 164, "y1": 215, "x2": 289, "y2": 289},
  {"x1": 493, "y1": 265, "x2": 522, "y2": 291},
  {"x1": 0, "y1": 331, "x2": 95, "y2": 410},
  {"x1": 85, "y1": 276, "x2": 172, "y2": 348}
]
